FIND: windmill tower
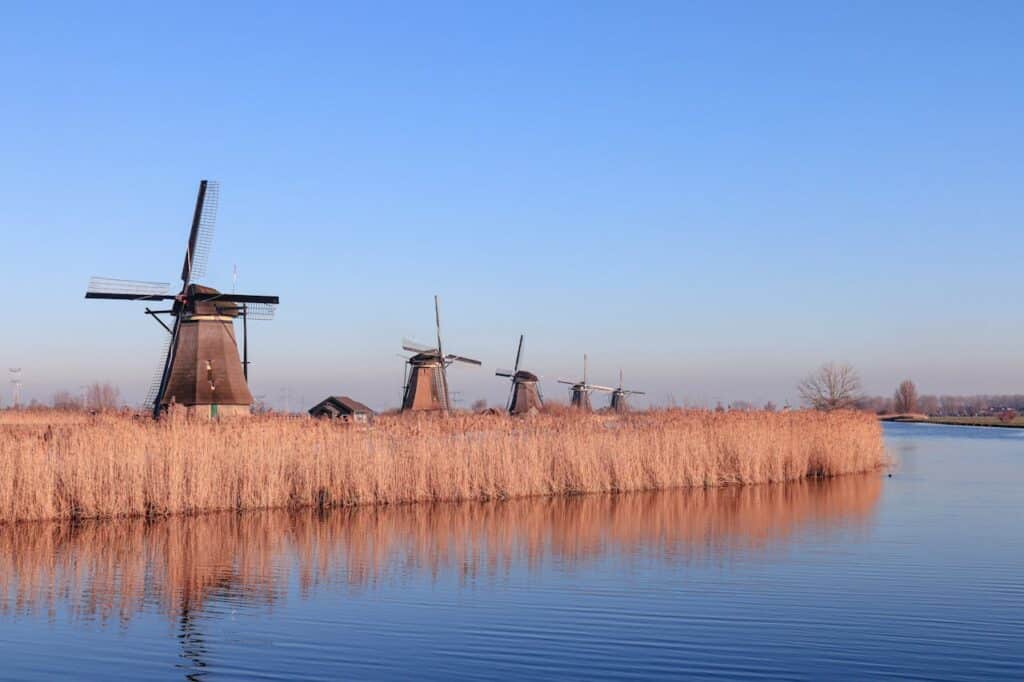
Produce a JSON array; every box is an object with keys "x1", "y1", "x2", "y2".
[
  {"x1": 495, "y1": 335, "x2": 543, "y2": 415},
  {"x1": 85, "y1": 180, "x2": 279, "y2": 419},
  {"x1": 609, "y1": 369, "x2": 645, "y2": 412},
  {"x1": 558, "y1": 354, "x2": 613, "y2": 411},
  {"x1": 400, "y1": 296, "x2": 481, "y2": 412}
]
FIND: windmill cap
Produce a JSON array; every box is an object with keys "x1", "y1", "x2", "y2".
[
  {"x1": 408, "y1": 352, "x2": 442, "y2": 363},
  {"x1": 514, "y1": 370, "x2": 539, "y2": 382},
  {"x1": 178, "y1": 284, "x2": 241, "y2": 317}
]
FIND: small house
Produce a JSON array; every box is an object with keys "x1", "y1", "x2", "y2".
[{"x1": 308, "y1": 396, "x2": 374, "y2": 423}]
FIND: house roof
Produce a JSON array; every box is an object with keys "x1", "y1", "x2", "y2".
[{"x1": 309, "y1": 395, "x2": 374, "y2": 415}]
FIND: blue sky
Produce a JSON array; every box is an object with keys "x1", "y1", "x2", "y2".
[{"x1": 1, "y1": 1, "x2": 1021, "y2": 410}]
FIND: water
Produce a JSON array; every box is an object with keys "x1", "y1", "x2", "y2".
[{"x1": 1, "y1": 423, "x2": 1021, "y2": 680}]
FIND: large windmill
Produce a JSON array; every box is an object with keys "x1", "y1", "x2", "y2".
[
  {"x1": 400, "y1": 296, "x2": 481, "y2": 412},
  {"x1": 85, "y1": 180, "x2": 279, "y2": 418},
  {"x1": 495, "y1": 334, "x2": 543, "y2": 415},
  {"x1": 558, "y1": 354, "x2": 613, "y2": 411},
  {"x1": 610, "y1": 370, "x2": 645, "y2": 412}
]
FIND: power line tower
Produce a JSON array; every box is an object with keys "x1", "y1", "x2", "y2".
[{"x1": 9, "y1": 368, "x2": 23, "y2": 408}]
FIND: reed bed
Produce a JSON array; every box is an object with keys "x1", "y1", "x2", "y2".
[{"x1": 0, "y1": 409, "x2": 887, "y2": 524}]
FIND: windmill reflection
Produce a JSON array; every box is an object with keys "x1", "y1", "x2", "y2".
[{"x1": 1, "y1": 473, "x2": 882, "y2": 628}]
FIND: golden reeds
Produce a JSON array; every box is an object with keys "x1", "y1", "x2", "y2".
[{"x1": 0, "y1": 409, "x2": 887, "y2": 524}]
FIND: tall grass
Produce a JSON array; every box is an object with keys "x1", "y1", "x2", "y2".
[{"x1": 0, "y1": 409, "x2": 886, "y2": 523}]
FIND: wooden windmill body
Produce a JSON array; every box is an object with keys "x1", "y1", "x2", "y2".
[
  {"x1": 609, "y1": 369, "x2": 645, "y2": 412},
  {"x1": 558, "y1": 354, "x2": 613, "y2": 412},
  {"x1": 85, "y1": 180, "x2": 279, "y2": 418},
  {"x1": 400, "y1": 296, "x2": 480, "y2": 412},
  {"x1": 496, "y1": 335, "x2": 543, "y2": 415}
]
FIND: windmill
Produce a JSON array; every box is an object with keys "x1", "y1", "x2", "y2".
[
  {"x1": 85, "y1": 180, "x2": 279, "y2": 419},
  {"x1": 495, "y1": 335, "x2": 543, "y2": 415},
  {"x1": 558, "y1": 354, "x2": 613, "y2": 411},
  {"x1": 610, "y1": 369, "x2": 645, "y2": 412},
  {"x1": 400, "y1": 296, "x2": 481, "y2": 412}
]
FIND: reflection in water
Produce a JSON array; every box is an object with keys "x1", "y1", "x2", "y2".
[{"x1": 0, "y1": 473, "x2": 881, "y2": 627}]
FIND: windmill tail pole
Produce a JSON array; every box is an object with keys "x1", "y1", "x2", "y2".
[{"x1": 242, "y1": 304, "x2": 249, "y2": 381}]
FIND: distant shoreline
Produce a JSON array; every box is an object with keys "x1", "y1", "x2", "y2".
[{"x1": 879, "y1": 415, "x2": 1024, "y2": 429}]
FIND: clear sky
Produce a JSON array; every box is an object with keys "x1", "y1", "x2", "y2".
[{"x1": 1, "y1": 1, "x2": 1021, "y2": 411}]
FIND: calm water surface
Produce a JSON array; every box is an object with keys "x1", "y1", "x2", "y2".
[{"x1": 1, "y1": 423, "x2": 1021, "y2": 680}]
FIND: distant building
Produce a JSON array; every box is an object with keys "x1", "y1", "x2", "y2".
[{"x1": 308, "y1": 396, "x2": 374, "y2": 423}]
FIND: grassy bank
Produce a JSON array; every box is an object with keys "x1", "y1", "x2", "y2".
[
  {"x1": 0, "y1": 409, "x2": 887, "y2": 524},
  {"x1": 881, "y1": 414, "x2": 1024, "y2": 428}
]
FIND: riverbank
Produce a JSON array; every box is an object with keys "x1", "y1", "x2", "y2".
[
  {"x1": 0, "y1": 409, "x2": 887, "y2": 524},
  {"x1": 880, "y1": 414, "x2": 1024, "y2": 429}
]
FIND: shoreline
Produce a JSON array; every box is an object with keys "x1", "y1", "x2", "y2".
[{"x1": 880, "y1": 415, "x2": 1024, "y2": 429}]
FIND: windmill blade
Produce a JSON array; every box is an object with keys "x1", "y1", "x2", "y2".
[
  {"x1": 86, "y1": 277, "x2": 171, "y2": 298},
  {"x1": 557, "y1": 379, "x2": 578, "y2": 386},
  {"x1": 446, "y1": 354, "x2": 482, "y2": 366},
  {"x1": 433, "y1": 363, "x2": 450, "y2": 411},
  {"x1": 588, "y1": 384, "x2": 616, "y2": 392},
  {"x1": 495, "y1": 368, "x2": 514, "y2": 378},
  {"x1": 513, "y1": 334, "x2": 524, "y2": 373},
  {"x1": 402, "y1": 338, "x2": 436, "y2": 354},
  {"x1": 625, "y1": 390, "x2": 646, "y2": 396},
  {"x1": 242, "y1": 302, "x2": 277, "y2": 320},
  {"x1": 181, "y1": 180, "x2": 219, "y2": 285},
  {"x1": 434, "y1": 295, "x2": 444, "y2": 361},
  {"x1": 86, "y1": 292, "x2": 176, "y2": 301},
  {"x1": 191, "y1": 293, "x2": 279, "y2": 304},
  {"x1": 143, "y1": 333, "x2": 173, "y2": 409}
]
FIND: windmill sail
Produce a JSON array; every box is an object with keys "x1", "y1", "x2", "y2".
[
  {"x1": 182, "y1": 180, "x2": 219, "y2": 285},
  {"x1": 87, "y1": 277, "x2": 170, "y2": 298},
  {"x1": 144, "y1": 333, "x2": 173, "y2": 409}
]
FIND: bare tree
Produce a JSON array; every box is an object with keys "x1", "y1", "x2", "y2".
[
  {"x1": 893, "y1": 380, "x2": 919, "y2": 414},
  {"x1": 798, "y1": 363, "x2": 862, "y2": 411},
  {"x1": 52, "y1": 390, "x2": 83, "y2": 411},
  {"x1": 84, "y1": 382, "x2": 121, "y2": 412},
  {"x1": 917, "y1": 394, "x2": 939, "y2": 416}
]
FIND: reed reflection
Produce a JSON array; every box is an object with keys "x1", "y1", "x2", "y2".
[{"x1": 0, "y1": 473, "x2": 881, "y2": 625}]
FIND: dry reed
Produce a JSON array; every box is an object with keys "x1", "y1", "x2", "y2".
[{"x1": 0, "y1": 409, "x2": 887, "y2": 524}]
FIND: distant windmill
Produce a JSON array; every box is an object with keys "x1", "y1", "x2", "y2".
[
  {"x1": 400, "y1": 296, "x2": 481, "y2": 412},
  {"x1": 558, "y1": 354, "x2": 613, "y2": 411},
  {"x1": 495, "y1": 335, "x2": 543, "y2": 415},
  {"x1": 609, "y1": 369, "x2": 645, "y2": 412},
  {"x1": 84, "y1": 180, "x2": 279, "y2": 419}
]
